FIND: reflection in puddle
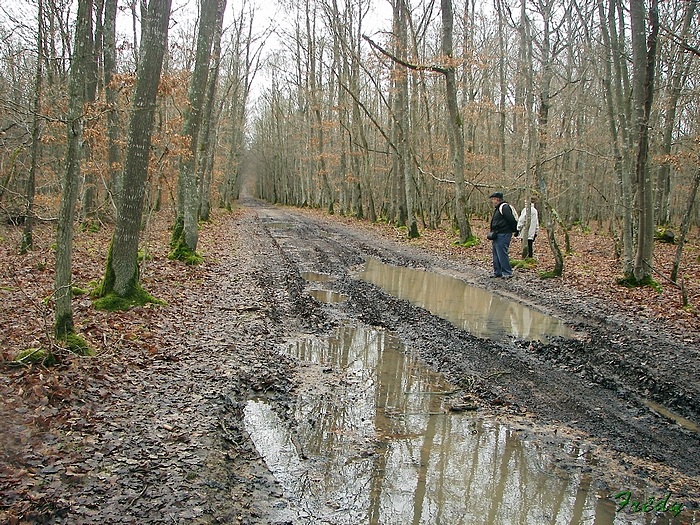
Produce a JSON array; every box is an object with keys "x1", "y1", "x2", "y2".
[
  {"x1": 308, "y1": 289, "x2": 348, "y2": 303},
  {"x1": 301, "y1": 271, "x2": 334, "y2": 282},
  {"x1": 244, "y1": 325, "x2": 682, "y2": 524},
  {"x1": 358, "y1": 258, "x2": 573, "y2": 342}
]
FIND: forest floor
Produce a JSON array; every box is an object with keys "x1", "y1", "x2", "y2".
[{"x1": 1, "y1": 198, "x2": 700, "y2": 524}]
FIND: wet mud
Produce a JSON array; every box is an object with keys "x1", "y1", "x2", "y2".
[
  {"x1": 4, "y1": 199, "x2": 698, "y2": 524},
  {"x1": 235, "y1": 199, "x2": 699, "y2": 524}
]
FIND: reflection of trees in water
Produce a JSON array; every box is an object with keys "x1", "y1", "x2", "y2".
[
  {"x1": 250, "y1": 325, "x2": 607, "y2": 524},
  {"x1": 360, "y1": 258, "x2": 571, "y2": 341}
]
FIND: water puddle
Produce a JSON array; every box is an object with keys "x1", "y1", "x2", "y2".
[
  {"x1": 357, "y1": 258, "x2": 573, "y2": 342},
  {"x1": 263, "y1": 220, "x2": 296, "y2": 229},
  {"x1": 644, "y1": 400, "x2": 700, "y2": 433},
  {"x1": 308, "y1": 289, "x2": 348, "y2": 303},
  {"x1": 244, "y1": 325, "x2": 688, "y2": 524},
  {"x1": 301, "y1": 271, "x2": 334, "y2": 282}
]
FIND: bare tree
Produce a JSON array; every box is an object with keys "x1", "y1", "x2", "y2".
[
  {"x1": 654, "y1": 0, "x2": 697, "y2": 225},
  {"x1": 96, "y1": 0, "x2": 172, "y2": 303},
  {"x1": 441, "y1": 0, "x2": 472, "y2": 243},
  {"x1": 53, "y1": 0, "x2": 92, "y2": 342},
  {"x1": 172, "y1": 0, "x2": 221, "y2": 257},
  {"x1": 306, "y1": 0, "x2": 335, "y2": 214},
  {"x1": 671, "y1": 167, "x2": 700, "y2": 285},
  {"x1": 21, "y1": 0, "x2": 45, "y2": 254},
  {"x1": 631, "y1": 0, "x2": 659, "y2": 282},
  {"x1": 394, "y1": 0, "x2": 418, "y2": 238},
  {"x1": 103, "y1": 0, "x2": 122, "y2": 208}
]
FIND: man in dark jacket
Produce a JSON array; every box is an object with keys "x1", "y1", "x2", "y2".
[{"x1": 488, "y1": 191, "x2": 516, "y2": 279}]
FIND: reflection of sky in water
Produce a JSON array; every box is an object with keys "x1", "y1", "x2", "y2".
[
  {"x1": 357, "y1": 258, "x2": 572, "y2": 342},
  {"x1": 244, "y1": 325, "x2": 683, "y2": 524}
]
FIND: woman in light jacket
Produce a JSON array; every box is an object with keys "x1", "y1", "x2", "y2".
[{"x1": 517, "y1": 197, "x2": 539, "y2": 258}]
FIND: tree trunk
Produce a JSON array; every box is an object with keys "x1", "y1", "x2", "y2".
[
  {"x1": 103, "y1": 0, "x2": 122, "y2": 210},
  {"x1": 496, "y1": 0, "x2": 507, "y2": 174},
  {"x1": 526, "y1": 0, "x2": 564, "y2": 276},
  {"x1": 100, "y1": 0, "x2": 172, "y2": 298},
  {"x1": 441, "y1": 0, "x2": 472, "y2": 243},
  {"x1": 631, "y1": 0, "x2": 659, "y2": 282},
  {"x1": 21, "y1": 0, "x2": 45, "y2": 254},
  {"x1": 654, "y1": 0, "x2": 696, "y2": 225},
  {"x1": 395, "y1": 0, "x2": 418, "y2": 238},
  {"x1": 671, "y1": 167, "x2": 700, "y2": 283},
  {"x1": 81, "y1": 0, "x2": 98, "y2": 223},
  {"x1": 196, "y1": 0, "x2": 226, "y2": 222},
  {"x1": 306, "y1": 1, "x2": 334, "y2": 214},
  {"x1": 54, "y1": 0, "x2": 92, "y2": 338},
  {"x1": 174, "y1": 0, "x2": 219, "y2": 254},
  {"x1": 608, "y1": 0, "x2": 635, "y2": 274}
]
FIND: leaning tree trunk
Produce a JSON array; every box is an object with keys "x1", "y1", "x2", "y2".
[
  {"x1": 54, "y1": 0, "x2": 92, "y2": 339},
  {"x1": 671, "y1": 167, "x2": 700, "y2": 283},
  {"x1": 99, "y1": 0, "x2": 172, "y2": 298}
]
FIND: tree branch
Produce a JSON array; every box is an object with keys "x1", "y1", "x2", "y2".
[
  {"x1": 420, "y1": 166, "x2": 490, "y2": 188},
  {"x1": 661, "y1": 23, "x2": 700, "y2": 58},
  {"x1": 330, "y1": 68, "x2": 398, "y2": 155},
  {"x1": 362, "y1": 34, "x2": 448, "y2": 75}
]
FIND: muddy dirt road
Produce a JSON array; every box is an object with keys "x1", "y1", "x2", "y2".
[
  {"x1": 3, "y1": 199, "x2": 699, "y2": 524},
  {"x1": 227, "y1": 200, "x2": 699, "y2": 523}
]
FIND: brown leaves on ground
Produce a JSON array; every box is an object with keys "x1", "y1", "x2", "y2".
[{"x1": 0, "y1": 211, "x2": 246, "y2": 523}]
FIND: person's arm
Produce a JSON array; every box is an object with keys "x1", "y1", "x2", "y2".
[{"x1": 532, "y1": 208, "x2": 539, "y2": 236}]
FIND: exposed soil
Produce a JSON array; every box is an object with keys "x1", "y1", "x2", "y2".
[{"x1": 1, "y1": 199, "x2": 699, "y2": 524}]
